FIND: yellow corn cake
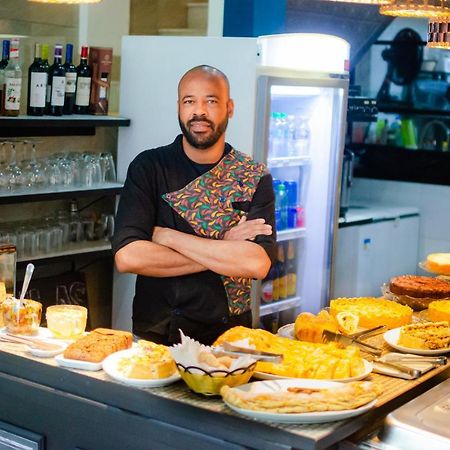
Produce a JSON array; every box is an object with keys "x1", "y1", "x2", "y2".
[
  {"x1": 428, "y1": 300, "x2": 450, "y2": 323},
  {"x1": 330, "y1": 297, "x2": 413, "y2": 329}
]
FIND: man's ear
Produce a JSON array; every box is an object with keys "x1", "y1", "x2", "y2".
[{"x1": 227, "y1": 99, "x2": 235, "y2": 118}]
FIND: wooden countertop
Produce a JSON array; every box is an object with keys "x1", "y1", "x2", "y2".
[{"x1": 0, "y1": 332, "x2": 449, "y2": 450}]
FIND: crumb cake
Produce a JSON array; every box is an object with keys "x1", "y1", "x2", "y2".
[
  {"x1": 398, "y1": 322, "x2": 450, "y2": 350},
  {"x1": 389, "y1": 275, "x2": 450, "y2": 299},
  {"x1": 426, "y1": 253, "x2": 450, "y2": 275},
  {"x1": 428, "y1": 300, "x2": 450, "y2": 323},
  {"x1": 329, "y1": 297, "x2": 413, "y2": 329}
]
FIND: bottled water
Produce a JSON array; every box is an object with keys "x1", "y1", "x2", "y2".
[{"x1": 293, "y1": 114, "x2": 311, "y2": 156}]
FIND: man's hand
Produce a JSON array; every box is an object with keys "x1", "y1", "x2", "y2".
[{"x1": 223, "y1": 216, "x2": 272, "y2": 241}]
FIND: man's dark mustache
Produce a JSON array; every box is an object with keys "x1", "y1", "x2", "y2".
[{"x1": 188, "y1": 117, "x2": 214, "y2": 128}]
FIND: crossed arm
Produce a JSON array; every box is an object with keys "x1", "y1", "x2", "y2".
[{"x1": 115, "y1": 217, "x2": 272, "y2": 279}]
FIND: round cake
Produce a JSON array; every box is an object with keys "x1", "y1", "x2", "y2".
[
  {"x1": 329, "y1": 297, "x2": 413, "y2": 329},
  {"x1": 389, "y1": 275, "x2": 450, "y2": 299},
  {"x1": 426, "y1": 253, "x2": 450, "y2": 275},
  {"x1": 428, "y1": 300, "x2": 450, "y2": 323}
]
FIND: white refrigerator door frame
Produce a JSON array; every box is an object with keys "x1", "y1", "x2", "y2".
[{"x1": 251, "y1": 74, "x2": 349, "y2": 325}]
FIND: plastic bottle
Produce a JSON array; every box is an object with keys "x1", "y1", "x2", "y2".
[
  {"x1": 284, "y1": 180, "x2": 298, "y2": 229},
  {"x1": 275, "y1": 182, "x2": 288, "y2": 231},
  {"x1": 286, "y1": 241, "x2": 297, "y2": 296},
  {"x1": 270, "y1": 112, "x2": 283, "y2": 157},
  {"x1": 278, "y1": 113, "x2": 288, "y2": 156},
  {"x1": 276, "y1": 244, "x2": 288, "y2": 300}
]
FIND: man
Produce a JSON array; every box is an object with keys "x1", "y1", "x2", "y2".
[{"x1": 112, "y1": 65, "x2": 276, "y2": 345}]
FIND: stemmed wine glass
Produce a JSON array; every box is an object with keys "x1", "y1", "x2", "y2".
[{"x1": 5, "y1": 141, "x2": 26, "y2": 190}]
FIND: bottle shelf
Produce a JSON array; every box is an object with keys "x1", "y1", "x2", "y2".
[
  {"x1": 0, "y1": 181, "x2": 124, "y2": 204},
  {"x1": 17, "y1": 240, "x2": 112, "y2": 263},
  {"x1": 0, "y1": 114, "x2": 130, "y2": 137},
  {"x1": 268, "y1": 155, "x2": 311, "y2": 168},
  {"x1": 260, "y1": 296, "x2": 302, "y2": 316},
  {"x1": 277, "y1": 227, "x2": 306, "y2": 242}
]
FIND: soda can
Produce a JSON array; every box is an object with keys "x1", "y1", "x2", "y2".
[{"x1": 284, "y1": 180, "x2": 298, "y2": 207}]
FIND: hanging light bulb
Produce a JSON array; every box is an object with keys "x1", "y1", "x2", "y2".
[
  {"x1": 427, "y1": 17, "x2": 450, "y2": 48},
  {"x1": 28, "y1": 0, "x2": 102, "y2": 4},
  {"x1": 380, "y1": 0, "x2": 450, "y2": 18},
  {"x1": 327, "y1": 0, "x2": 390, "y2": 4}
]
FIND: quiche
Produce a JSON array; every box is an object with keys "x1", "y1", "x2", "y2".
[{"x1": 398, "y1": 321, "x2": 450, "y2": 350}]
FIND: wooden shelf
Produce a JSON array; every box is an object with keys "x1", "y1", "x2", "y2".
[{"x1": 0, "y1": 114, "x2": 131, "y2": 137}]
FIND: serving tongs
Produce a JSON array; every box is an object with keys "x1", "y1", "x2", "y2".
[
  {"x1": 383, "y1": 354, "x2": 447, "y2": 366},
  {"x1": 0, "y1": 333, "x2": 62, "y2": 351},
  {"x1": 212, "y1": 341, "x2": 283, "y2": 363},
  {"x1": 348, "y1": 325, "x2": 387, "y2": 340},
  {"x1": 322, "y1": 329, "x2": 383, "y2": 356}
]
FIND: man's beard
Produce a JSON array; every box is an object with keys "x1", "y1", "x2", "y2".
[{"x1": 179, "y1": 115, "x2": 228, "y2": 149}]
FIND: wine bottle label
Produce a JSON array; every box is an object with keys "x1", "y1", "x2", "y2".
[
  {"x1": 4, "y1": 77, "x2": 21, "y2": 110},
  {"x1": 65, "y1": 72, "x2": 77, "y2": 93},
  {"x1": 46, "y1": 83, "x2": 51, "y2": 103},
  {"x1": 51, "y1": 76, "x2": 66, "y2": 106},
  {"x1": 29, "y1": 72, "x2": 47, "y2": 108},
  {"x1": 75, "y1": 77, "x2": 91, "y2": 106}
]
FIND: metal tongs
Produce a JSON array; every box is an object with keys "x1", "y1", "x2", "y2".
[{"x1": 212, "y1": 341, "x2": 283, "y2": 363}]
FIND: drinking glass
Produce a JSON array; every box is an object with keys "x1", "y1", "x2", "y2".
[
  {"x1": 5, "y1": 141, "x2": 26, "y2": 190},
  {"x1": 100, "y1": 152, "x2": 116, "y2": 183},
  {"x1": 81, "y1": 153, "x2": 102, "y2": 186},
  {"x1": 0, "y1": 142, "x2": 9, "y2": 191}
]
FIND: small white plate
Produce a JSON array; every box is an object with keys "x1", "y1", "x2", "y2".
[
  {"x1": 277, "y1": 323, "x2": 295, "y2": 339},
  {"x1": 384, "y1": 328, "x2": 450, "y2": 355},
  {"x1": 0, "y1": 327, "x2": 54, "y2": 339},
  {"x1": 102, "y1": 349, "x2": 181, "y2": 388},
  {"x1": 54, "y1": 353, "x2": 103, "y2": 371},
  {"x1": 223, "y1": 379, "x2": 377, "y2": 424},
  {"x1": 26, "y1": 341, "x2": 67, "y2": 358},
  {"x1": 253, "y1": 359, "x2": 372, "y2": 382}
]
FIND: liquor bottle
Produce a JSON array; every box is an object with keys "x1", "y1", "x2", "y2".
[
  {"x1": 1, "y1": 39, "x2": 22, "y2": 117},
  {"x1": 27, "y1": 43, "x2": 47, "y2": 116},
  {"x1": 276, "y1": 243, "x2": 288, "y2": 300},
  {"x1": 48, "y1": 44, "x2": 66, "y2": 116},
  {"x1": 63, "y1": 43, "x2": 77, "y2": 115},
  {"x1": 74, "y1": 46, "x2": 92, "y2": 114},
  {"x1": 40, "y1": 44, "x2": 50, "y2": 113},
  {"x1": 0, "y1": 40, "x2": 10, "y2": 69},
  {"x1": 286, "y1": 241, "x2": 297, "y2": 297}
]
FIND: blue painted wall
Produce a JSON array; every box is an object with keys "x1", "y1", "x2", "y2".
[{"x1": 223, "y1": 0, "x2": 287, "y2": 37}]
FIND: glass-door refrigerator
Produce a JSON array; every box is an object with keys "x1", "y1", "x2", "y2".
[{"x1": 251, "y1": 34, "x2": 350, "y2": 329}]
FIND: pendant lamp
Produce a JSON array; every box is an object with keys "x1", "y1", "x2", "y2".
[
  {"x1": 380, "y1": 0, "x2": 450, "y2": 18},
  {"x1": 28, "y1": 0, "x2": 102, "y2": 4},
  {"x1": 427, "y1": 17, "x2": 450, "y2": 47}
]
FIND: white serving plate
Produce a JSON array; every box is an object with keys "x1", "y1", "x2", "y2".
[
  {"x1": 26, "y1": 340, "x2": 67, "y2": 358},
  {"x1": 102, "y1": 349, "x2": 181, "y2": 388},
  {"x1": 277, "y1": 323, "x2": 295, "y2": 339},
  {"x1": 223, "y1": 379, "x2": 377, "y2": 424},
  {"x1": 384, "y1": 328, "x2": 450, "y2": 356},
  {"x1": 0, "y1": 326, "x2": 54, "y2": 339},
  {"x1": 54, "y1": 353, "x2": 103, "y2": 371},
  {"x1": 253, "y1": 359, "x2": 372, "y2": 383}
]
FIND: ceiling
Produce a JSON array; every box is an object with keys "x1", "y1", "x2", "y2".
[{"x1": 285, "y1": 0, "x2": 393, "y2": 68}]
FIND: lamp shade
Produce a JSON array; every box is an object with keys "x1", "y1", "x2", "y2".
[
  {"x1": 28, "y1": 0, "x2": 102, "y2": 4},
  {"x1": 427, "y1": 17, "x2": 450, "y2": 47},
  {"x1": 380, "y1": 0, "x2": 450, "y2": 18}
]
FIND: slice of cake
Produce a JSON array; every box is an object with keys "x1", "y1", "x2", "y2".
[
  {"x1": 426, "y1": 253, "x2": 450, "y2": 275},
  {"x1": 428, "y1": 300, "x2": 450, "y2": 323},
  {"x1": 329, "y1": 297, "x2": 413, "y2": 329},
  {"x1": 398, "y1": 322, "x2": 450, "y2": 350}
]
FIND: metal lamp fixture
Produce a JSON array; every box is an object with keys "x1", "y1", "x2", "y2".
[
  {"x1": 380, "y1": 0, "x2": 450, "y2": 18},
  {"x1": 28, "y1": 0, "x2": 102, "y2": 4},
  {"x1": 427, "y1": 17, "x2": 450, "y2": 48}
]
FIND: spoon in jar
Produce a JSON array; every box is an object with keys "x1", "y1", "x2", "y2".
[{"x1": 19, "y1": 263, "x2": 35, "y2": 304}]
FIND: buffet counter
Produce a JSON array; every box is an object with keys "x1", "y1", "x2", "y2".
[{"x1": 0, "y1": 335, "x2": 449, "y2": 450}]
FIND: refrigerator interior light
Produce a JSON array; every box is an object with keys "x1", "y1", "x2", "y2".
[
  {"x1": 258, "y1": 33, "x2": 350, "y2": 75},
  {"x1": 270, "y1": 85, "x2": 322, "y2": 97}
]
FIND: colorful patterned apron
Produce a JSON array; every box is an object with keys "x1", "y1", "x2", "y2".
[{"x1": 163, "y1": 148, "x2": 267, "y2": 315}]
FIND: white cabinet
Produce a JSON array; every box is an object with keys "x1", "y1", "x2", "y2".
[{"x1": 332, "y1": 211, "x2": 420, "y2": 298}]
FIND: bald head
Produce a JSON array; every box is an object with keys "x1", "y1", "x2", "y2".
[{"x1": 178, "y1": 65, "x2": 230, "y2": 99}]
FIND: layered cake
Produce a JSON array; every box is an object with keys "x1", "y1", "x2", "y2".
[
  {"x1": 398, "y1": 322, "x2": 450, "y2": 350},
  {"x1": 426, "y1": 253, "x2": 450, "y2": 275},
  {"x1": 428, "y1": 300, "x2": 450, "y2": 323},
  {"x1": 329, "y1": 297, "x2": 413, "y2": 329},
  {"x1": 389, "y1": 275, "x2": 450, "y2": 299}
]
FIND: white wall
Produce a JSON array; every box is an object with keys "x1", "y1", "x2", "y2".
[{"x1": 352, "y1": 178, "x2": 450, "y2": 266}]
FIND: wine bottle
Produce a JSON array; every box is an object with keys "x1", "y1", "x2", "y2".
[
  {"x1": 48, "y1": 44, "x2": 66, "y2": 116},
  {"x1": 41, "y1": 44, "x2": 50, "y2": 114},
  {"x1": 1, "y1": 39, "x2": 22, "y2": 117},
  {"x1": 27, "y1": 43, "x2": 47, "y2": 116},
  {"x1": 0, "y1": 40, "x2": 10, "y2": 69},
  {"x1": 63, "y1": 43, "x2": 77, "y2": 115},
  {"x1": 74, "y1": 46, "x2": 92, "y2": 114}
]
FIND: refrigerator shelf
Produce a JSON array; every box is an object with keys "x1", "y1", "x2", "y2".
[
  {"x1": 260, "y1": 296, "x2": 302, "y2": 316},
  {"x1": 267, "y1": 155, "x2": 311, "y2": 168},
  {"x1": 277, "y1": 227, "x2": 306, "y2": 242}
]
